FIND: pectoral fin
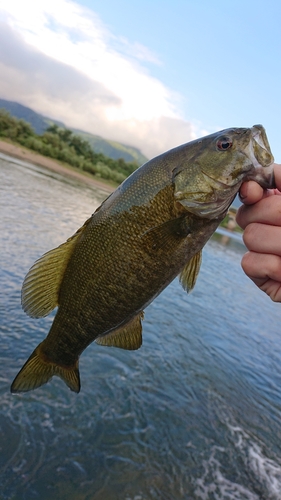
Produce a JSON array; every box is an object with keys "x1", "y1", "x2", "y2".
[
  {"x1": 179, "y1": 250, "x2": 202, "y2": 292},
  {"x1": 95, "y1": 312, "x2": 144, "y2": 350},
  {"x1": 22, "y1": 218, "x2": 91, "y2": 318},
  {"x1": 140, "y1": 216, "x2": 190, "y2": 251}
]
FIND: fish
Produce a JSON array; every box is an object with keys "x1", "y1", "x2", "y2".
[{"x1": 11, "y1": 125, "x2": 274, "y2": 394}]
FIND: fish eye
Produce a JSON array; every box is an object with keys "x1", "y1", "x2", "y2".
[{"x1": 216, "y1": 137, "x2": 233, "y2": 151}]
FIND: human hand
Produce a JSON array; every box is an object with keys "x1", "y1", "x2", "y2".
[{"x1": 236, "y1": 164, "x2": 281, "y2": 302}]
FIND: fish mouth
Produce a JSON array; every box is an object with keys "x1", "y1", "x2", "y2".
[
  {"x1": 251, "y1": 124, "x2": 272, "y2": 165},
  {"x1": 244, "y1": 125, "x2": 275, "y2": 189},
  {"x1": 249, "y1": 163, "x2": 276, "y2": 189}
]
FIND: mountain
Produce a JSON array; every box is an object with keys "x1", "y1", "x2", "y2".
[
  {"x1": 71, "y1": 129, "x2": 147, "y2": 165},
  {"x1": 0, "y1": 98, "x2": 65, "y2": 135},
  {"x1": 0, "y1": 99, "x2": 147, "y2": 165}
]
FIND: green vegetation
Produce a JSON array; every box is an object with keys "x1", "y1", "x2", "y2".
[
  {"x1": 220, "y1": 210, "x2": 242, "y2": 233},
  {"x1": 0, "y1": 98, "x2": 147, "y2": 164},
  {"x1": 0, "y1": 109, "x2": 140, "y2": 184},
  {"x1": 72, "y1": 129, "x2": 148, "y2": 165}
]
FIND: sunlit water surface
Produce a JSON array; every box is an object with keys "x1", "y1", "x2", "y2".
[{"x1": 1, "y1": 154, "x2": 281, "y2": 500}]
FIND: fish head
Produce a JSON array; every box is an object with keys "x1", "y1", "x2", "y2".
[{"x1": 173, "y1": 125, "x2": 274, "y2": 219}]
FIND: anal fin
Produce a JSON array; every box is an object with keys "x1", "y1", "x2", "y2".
[{"x1": 95, "y1": 312, "x2": 144, "y2": 350}]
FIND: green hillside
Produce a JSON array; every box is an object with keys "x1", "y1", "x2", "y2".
[
  {"x1": 0, "y1": 99, "x2": 147, "y2": 165},
  {"x1": 72, "y1": 129, "x2": 147, "y2": 165},
  {"x1": 0, "y1": 98, "x2": 64, "y2": 135},
  {"x1": 0, "y1": 110, "x2": 141, "y2": 185}
]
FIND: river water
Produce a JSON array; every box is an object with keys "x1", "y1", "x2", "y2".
[{"x1": 1, "y1": 154, "x2": 281, "y2": 500}]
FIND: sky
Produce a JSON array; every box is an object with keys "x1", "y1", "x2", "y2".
[{"x1": 0, "y1": 0, "x2": 280, "y2": 160}]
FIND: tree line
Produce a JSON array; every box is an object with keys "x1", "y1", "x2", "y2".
[{"x1": 0, "y1": 109, "x2": 139, "y2": 184}]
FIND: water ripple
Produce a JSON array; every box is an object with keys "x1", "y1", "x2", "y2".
[{"x1": 1, "y1": 156, "x2": 281, "y2": 499}]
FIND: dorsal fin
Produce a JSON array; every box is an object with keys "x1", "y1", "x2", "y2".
[
  {"x1": 95, "y1": 312, "x2": 144, "y2": 350},
  {"x1": 179, "y1": 250, "x2": 202, "y2": 292},
  {"x1": 22, "y1": 218, "x2": 91, "y2": 318}
]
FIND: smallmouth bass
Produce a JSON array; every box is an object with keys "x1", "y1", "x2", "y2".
[{"x1": 11, "y1": 125, "x2": 274, "y2": 393}]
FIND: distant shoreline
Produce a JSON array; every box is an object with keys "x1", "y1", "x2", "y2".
[{"x1": 0, "y1": 139, "x2": 115, "y2": 193}]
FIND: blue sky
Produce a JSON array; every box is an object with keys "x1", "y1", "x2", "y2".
[{"x1": 0, "y1": 0, "x2": 280, "y2": 161}]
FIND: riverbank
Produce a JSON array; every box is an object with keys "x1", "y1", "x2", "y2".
[{"x1": 0, "y1": 139, "x2": 115, "y2": 193}]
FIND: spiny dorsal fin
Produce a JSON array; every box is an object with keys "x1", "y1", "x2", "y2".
[
  {"x1": 95, "y1": 312, "x2": 144, "y2": 350},
  {"x1": 179, "y1": 250, "x2": 202, "y2": 292},
  {"x1": 22, "y1": 218, "x2": 91, "y2": 318}
]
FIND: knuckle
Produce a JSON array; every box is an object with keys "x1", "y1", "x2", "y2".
[
  {"x1": 242, "y1": 223, "x2": 259, "y2": 250},
  {"x1": 238, "y1": 252, "x2": 253, "y2": 277},
  {"x1": 240, "y1": 251, "x2": 252, "y2": 274}
]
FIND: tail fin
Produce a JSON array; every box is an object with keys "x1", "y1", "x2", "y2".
[{"x1": 11, "y1": 344, "x2": 80, "y2": 394}]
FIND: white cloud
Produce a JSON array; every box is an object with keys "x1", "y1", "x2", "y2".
[{"x1": 0, "y1": 0, "x2": 197, "y2": 157}]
